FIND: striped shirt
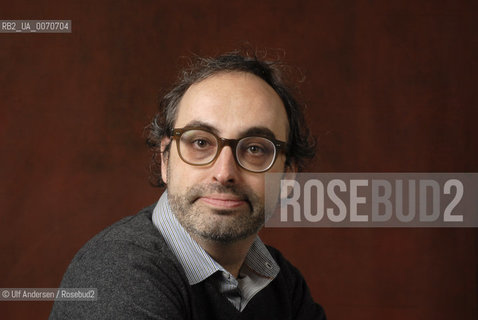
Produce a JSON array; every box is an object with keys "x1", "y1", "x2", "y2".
[{"x1": 152, "y1": 191, "x2": 280, "y2": 311}]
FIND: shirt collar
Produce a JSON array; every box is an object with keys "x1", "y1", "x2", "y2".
[{"x1": 152, "y1": 191, "x2": 279, "y2": 285}]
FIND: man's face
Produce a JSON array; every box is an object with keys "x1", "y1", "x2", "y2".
[{"x1": 162, "y1": 71, "x2": 289, "y2": 243}]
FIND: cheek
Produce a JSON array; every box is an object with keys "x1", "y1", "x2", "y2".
[
  {"x1": 244, "y1": 175, "x2": 266, "y2": 199},
  {"x1": 167, "y1": 152, "x2": 204, "y2": 190}
]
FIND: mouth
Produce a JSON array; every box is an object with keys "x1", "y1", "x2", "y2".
[{"x1": 197, "y1": 194, "x2": 249, "y2": 210}]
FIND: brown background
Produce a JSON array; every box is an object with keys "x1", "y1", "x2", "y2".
[{"x1": 1, "y1": 0, "x2": 477, "y2": 319}]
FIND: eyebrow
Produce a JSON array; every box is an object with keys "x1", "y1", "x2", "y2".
[
  {"x1": 241, "y1": 127, "x2": 278, "y2": 141},
  {"x1": 182, "y1": 121, "x2": 220, "y2": 135},
  {"x1": 181, "y1": 120, "x2": 281, "y2": 141}
]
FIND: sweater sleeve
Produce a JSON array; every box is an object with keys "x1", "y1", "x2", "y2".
[
  {"x1": 49, "y1": 239, "x2": 191, "y2": 320},
  {"x1": 288, "y1": 264, "x2": 326, "y2": 320},
  {"x1": 268, "y1": 246, "x2": 327, "y2": 320}
]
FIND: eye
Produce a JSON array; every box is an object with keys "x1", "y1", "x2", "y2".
[
  {"x1": 239, "y1": 137, "x2": 275, "y2": 158},
  {"x1": 191, "y1": 138, "x2": 211, "y2": 149},
  {"x1": 247, "y1": 144, "x2": 265, "y2": 154}
]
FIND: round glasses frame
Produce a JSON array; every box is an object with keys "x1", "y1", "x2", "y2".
[{"x1": 171, "y1": 126, "x2": 287, "y2": 173}]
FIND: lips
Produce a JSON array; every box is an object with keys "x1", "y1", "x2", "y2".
[{"x1": 198, "y1": 194, "x2": 249, "y2": 209}]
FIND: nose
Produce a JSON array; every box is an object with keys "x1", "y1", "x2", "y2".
[{"x1": 211, "y1": 146, "x2": 241, "y2": 185}]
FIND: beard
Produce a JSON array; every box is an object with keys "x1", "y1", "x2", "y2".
[{"x1": 168, "y1": 182, "x2": 265, "y2": 244}]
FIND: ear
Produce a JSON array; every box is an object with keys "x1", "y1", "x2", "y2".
[{"x1": 160, "y1": 137, "x2": 171, "y2": 184}]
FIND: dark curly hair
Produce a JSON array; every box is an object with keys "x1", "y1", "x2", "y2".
[{"x1": 146, "y1": 50, "x2": 316, "y2": 187}]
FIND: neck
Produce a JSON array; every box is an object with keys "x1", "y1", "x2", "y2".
[{"x1": 191, "y1": 234, "x2": 257, "y2": 278}]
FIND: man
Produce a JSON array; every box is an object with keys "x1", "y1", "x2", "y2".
[{"x1": 50, "y1": 51, "x2": 326, "y2": 319}]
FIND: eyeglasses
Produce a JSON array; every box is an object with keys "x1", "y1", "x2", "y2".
[{"x1": 171, "y1": 127, "x2": 286, "y2": 173}]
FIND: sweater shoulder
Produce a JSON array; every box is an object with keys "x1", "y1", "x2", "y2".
[
  {"x1": 63, "y1": 204, "x2": 183, "y2": 280},
  {"x1": 71, "y1": 204, "x2": 170, "y2": 259},
  {"x1": 264, "y1": 244, "x2": 310, "y2": 295},
  {"x1": 50, "y1": 205, "x2": 191, "y2": 319},
  {"x1": 264, "y1": 244, "x2": 299, "y2": 274}
]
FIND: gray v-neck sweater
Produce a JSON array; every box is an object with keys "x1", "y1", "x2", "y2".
[{"x1": 49, "y1": 205, "x2": 326, "y2": 320}]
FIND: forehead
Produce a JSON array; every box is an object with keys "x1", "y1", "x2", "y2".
[{"x1": 174, "y1": 72, "x2": 289, "y2": 141}]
